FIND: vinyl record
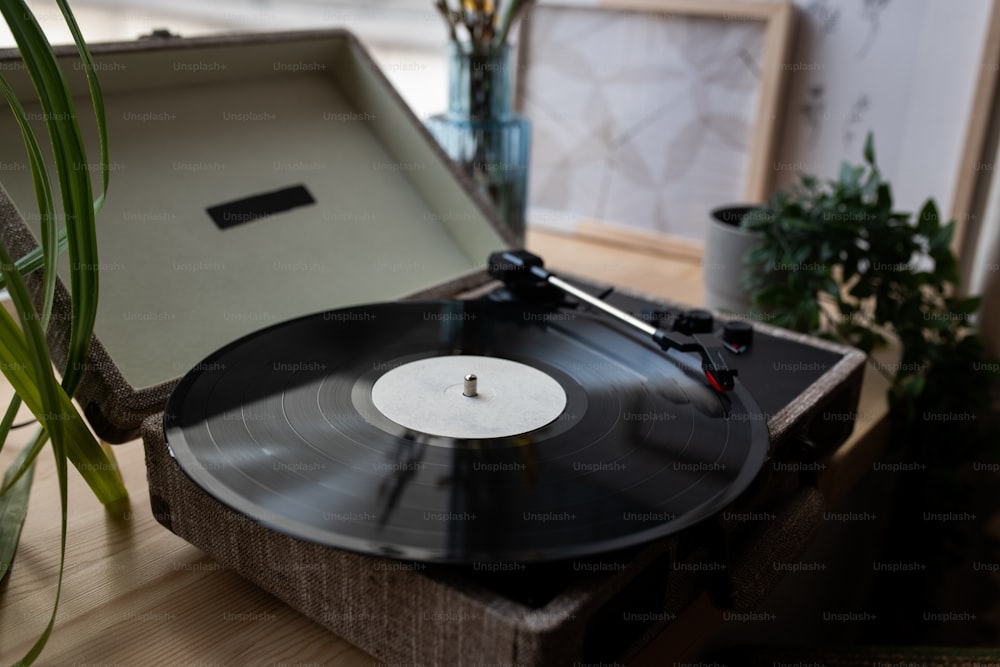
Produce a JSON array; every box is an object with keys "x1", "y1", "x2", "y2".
[{"x1": 164, "y1": 299, "x2": 769, "y2": 563}]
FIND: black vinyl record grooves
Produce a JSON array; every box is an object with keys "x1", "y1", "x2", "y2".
[{"x1": 164, "y1": 300, "x2": 770, "y2": 563}]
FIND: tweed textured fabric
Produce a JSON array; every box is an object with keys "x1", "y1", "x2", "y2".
[
  {"x1": 143, "y1": 411, "x2": 847, "y2": 665},
  {"x1": 143, "y1": 413, "x2": 693, "y2": 664}
]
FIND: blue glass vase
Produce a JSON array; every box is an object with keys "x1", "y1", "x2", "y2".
[{"x1": 427, "y1": 42, "x2": 531, "y2": 244}]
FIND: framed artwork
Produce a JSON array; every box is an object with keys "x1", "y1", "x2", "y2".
[
  {"x1": 515, "y1": 0, "x2": 795, "y2": 248},
  {"x1": 952, "y1": 0, "x2": 1000, "y2": 260},
  {"x1": 955, "y1": 0, "x2": 1000, "y2": 292}
]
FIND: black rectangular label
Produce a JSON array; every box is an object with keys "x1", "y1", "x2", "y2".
[{"x1": 207, "y1": 185, "x2": 315, "y2": 229}]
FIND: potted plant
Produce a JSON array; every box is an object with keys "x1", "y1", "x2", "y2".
[
  {"x1": 0, "y1": 1, "x2": 125, "y2": 663},
  {"x1": 741, "y1": 133, "x2": 998, "y2": 434},
  {"x1": 740, "y1": 132, "x2": 1000, "y2": 641},
  {"x1": 702, "y1": 204, "x2": 767, "y2": 314}
]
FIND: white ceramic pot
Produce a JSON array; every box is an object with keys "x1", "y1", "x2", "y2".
[{"x1": 702, "y1": 205, "x2": 764, "y2": 314}]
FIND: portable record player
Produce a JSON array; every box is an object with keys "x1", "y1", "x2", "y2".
[{"x1": 0, "y1": 29, "x2": 865, "y2": 666}]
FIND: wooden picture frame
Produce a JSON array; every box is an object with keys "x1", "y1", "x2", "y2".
[
  {"x1": 953, "y1": 0, "x2": 1000, "y2": 268},
  {"x1": 515, "y1": 0, "x2": 795, "y2": 257}
]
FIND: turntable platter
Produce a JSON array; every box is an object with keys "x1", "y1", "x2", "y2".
[{"x1": 163, "y1": 299, "x2": 769, "y2": 563}]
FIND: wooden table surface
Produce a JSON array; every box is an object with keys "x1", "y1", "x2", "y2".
[{"x1": 0, "y1": 228, "x2": 889, "y2": 666}]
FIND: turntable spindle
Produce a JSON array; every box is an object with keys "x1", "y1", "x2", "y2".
[{"x1": 463, "y1": 373, "x2": 478, "y2": 397}]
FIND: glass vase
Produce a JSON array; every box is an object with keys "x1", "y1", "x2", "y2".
[{"x1": 426, "y1": 42, "x2": 531, "y2": 244}]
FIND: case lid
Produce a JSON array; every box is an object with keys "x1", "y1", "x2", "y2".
[{"x1": 0, "y1": 29, "x2": 512, "y2": 441}]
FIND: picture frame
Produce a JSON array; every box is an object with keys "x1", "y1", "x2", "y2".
[
  {"x1": 952, "y1": 0, "x2": 1000, "y2": 265},
  {"x1": 515, "y1": 0, "x2": 796, "y2": 253}
]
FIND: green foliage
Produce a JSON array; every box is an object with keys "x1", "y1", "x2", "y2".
[
  {"x1": 0, "y1": 1, "x2": 126, "y2": 663},
  {"x1": 741, "y1": 132, "x2": 998, "y2": 453}
]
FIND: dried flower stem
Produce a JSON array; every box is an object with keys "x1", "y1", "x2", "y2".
[
  {"x1": 435, "y1": 0, "x2": 533, "y2": 51},
  {"x1": 496, "y1": 0, "x2": 531, "y2": 48},
  {"x1": 435, "y1": 0, "x2": 458, "y2": 41}
]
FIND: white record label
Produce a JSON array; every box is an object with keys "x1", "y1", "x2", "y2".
[{"x1": 370, "y1": 355, "x2": 568, "y2": 439}]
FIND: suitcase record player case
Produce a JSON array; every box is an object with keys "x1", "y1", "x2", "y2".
[{"x1": 0, "y1": 30, "x2": 865, "y2": 666}]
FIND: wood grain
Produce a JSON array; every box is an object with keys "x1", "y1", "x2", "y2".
[
  {"x1": 526, "y1": 227, "x2": 705, "y2": 304},
  {"x1": 0, "y1": 405, "x2": 374, "y2": 666}
]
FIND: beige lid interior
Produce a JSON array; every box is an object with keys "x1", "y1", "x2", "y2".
[{"x1": 0, "y1": 31, "x2": 506, "y2": 390}]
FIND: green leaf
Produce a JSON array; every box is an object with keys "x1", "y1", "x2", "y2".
[
  {"x1": 839, "y1": 162, "x2": 863, "y2": 189},
  {"x1": 0, "y1": 1, "x2": 102, "y2": 396},
  {"x1": 916, "y1": 200, "x2": 940, "y2": 236},
  {"x1": 0, "y1": 0, "x2": 118, "y2": 663},
  {"x1": 863, "y1": 131, "x2": 876, "y2": 166},
  {"x1": 0, "y1": 394, "x2": 22, "y2": 458},
  {"x1": 0, "y1": 75, "x2": 58, "y2": 332},
  {"x1": 951, "y1": 296, "x2": 982, "y2": 315},
  {"x1": 0, "y1": 0, "x2": 123, "y2": 500},
  {"x1": 0, "y1": 213, "x2": 70, "y2": 667},
  {"x1": 739, "y1": 207, "x2": 773, "y2": 231},
  {"x1": 0, "y1": 432, "x2": 37, "y2": 586},
  {"x1": 903, "y1": 373, "x2": 926, "y2": 398},
  {"x1": 796, "y1": 299, "x2": 821, "y2": 331},
  {"x1": 791, "y1": 244, "x2": 811, "y2": 265},
  {"x1": 817, "y1": 241, "x2": 832, "y2": 263},
  {"x1": 862, "y1": 171, "x2": 880, "y2": 201},
  {"x1": 0, "y1": 237, "x2": 65, "y2": 488},
  {"x1": 929, "y1": 222, "x2": 954, "y2": 254},
  {"x1": 0, "y1": 229, "x2": 68, "y2": 291},
  {"x1": 752, "y1": 285, "x2": 789, "y2": 307},
  {"x1": 745, "y1": 245, "x2": 773, "y2": 266},
  {"x1": 55, "y1": 0, "x2": 109, "y2": 213},
  {"x1": 0, "y1": 311, "x2": 126, "y2": 505},
  {"x1": 0, "y1": 6, "x2": 124, "y2": 502},
  {"x1": 875, "y1": 183, "x2": 893, "y2": 216},
  {"x1": 779, "y1": 216, "x2": 810, "y2": 233}
]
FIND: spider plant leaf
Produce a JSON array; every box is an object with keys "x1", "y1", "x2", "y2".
[
  {"x1": 0, "y1": 247, "x2": 126, "y2": 505},
  {"x1": 0, "y1": 76, "x2": 59, "y2": 330},
  {"x1": 0, "y1": 430, "x2": 37, "y2": 586},
  {"x1": 15, "y1": 435, "x2": 68, "y2": 667},
  {"x1": 0, "y1": 229, "x2": 68, "y2": 291},
  {"x1": 0, "y1": 421, "x2": 47, "y2": 501},
  {"x1": 0, "y1": 0, "x2": 118, "y2": 662},
  {"x1": 0, "y1": 1, "x2": 100, "y2": 396},
  {"x1": 55, "y1": 0, "x2": 109, "y2": 213},
  {"x1": 0, "y1": 230, "x2": 66, "y2": 475},
  {"x1": 0, "y1": 394, "x2": 23, "y2": 457},
  {"x1": 0, "y1": 0, "x2": 122, "y2": 503},
  {"x1": 0, "y1": 260, "x2": 123, "y2": 666},
  {"x1": 0, "y1": 214, "x2": 71, "y2": 667}
]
